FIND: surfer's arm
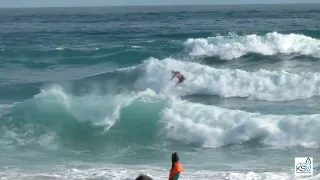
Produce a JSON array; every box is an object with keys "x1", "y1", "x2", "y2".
[{"x1": 170, "y1": 75, "x2": 175, "y2": 80}]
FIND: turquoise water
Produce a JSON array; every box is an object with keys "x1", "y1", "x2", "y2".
[{"x1": 1, "y1": 4, "x2": 320, "y2": 180}]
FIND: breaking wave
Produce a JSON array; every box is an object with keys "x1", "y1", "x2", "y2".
[
  {"x1": 136, "y1": 57, "x2": 320, "y2": 101},
  {"x1": 184, "y1": 32, "x2": 320, "y2": 60},
  {"x1": 1, "y1": 85, "x2": 320, "y2": 152}
]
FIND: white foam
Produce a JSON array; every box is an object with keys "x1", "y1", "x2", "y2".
[
  {"x1": 0, "y1": 104, "x2": 14, "y2": 118},
  {"x1": 0, "y1": 124, "x2": 59, "y2": 150},
  {"x1": 160, "y1": 98, "x2": 320, "y2": 149},
  {"x1": 55, "y1": 46, "x2": 64, "y2": 50},
  {"x1": 0, "y1": 165, "x2": 319, "y2": 180},
  {"x1": 184, "y1": 32, "x2": 320, "y2": 59},
  {"x1": 135, "y1": 57, "x2": 320, "y2": 101}
]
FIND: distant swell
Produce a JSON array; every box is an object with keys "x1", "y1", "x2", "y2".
[
  {"x1": 0, "y1": 45, "x2": 156, "y2": 68},
  {"x1": 184, "y1": 32, "x2": 320, "y2": 59}
]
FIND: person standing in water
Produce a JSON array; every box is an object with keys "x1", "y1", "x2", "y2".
[
  {"x1": 134, "y1": 152, "x2": 184, "y2": 180},
  {"x1": 170, "y1": 70, "x2": 185, "y2": 85},
  {"x1": 168, "y1": 152, "x2": 184, "y2": 180}
]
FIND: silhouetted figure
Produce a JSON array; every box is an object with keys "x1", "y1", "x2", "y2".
[{"x1": 171, "y1": 152, "x2": 179, "y2": 169}]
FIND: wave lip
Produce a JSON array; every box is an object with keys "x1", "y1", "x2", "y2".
[
  {"x1": 184, "y1": 32, "x2": 320, "y2": 59},
  {"x1": 136, "y1": 57, "x2": 320, "y2": 101}
]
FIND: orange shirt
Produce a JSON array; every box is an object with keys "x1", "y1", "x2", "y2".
[{"x1": 169, "y1": 161, "x2": 184, "y2": 180}]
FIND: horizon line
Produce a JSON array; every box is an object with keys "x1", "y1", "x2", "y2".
[{"x1": 0, "y1": 2, "x2": 319, "y2": 9}]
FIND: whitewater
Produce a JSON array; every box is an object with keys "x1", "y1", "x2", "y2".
[{"x1": 1, "y1": 3, "x2": 320, "y2": 180}]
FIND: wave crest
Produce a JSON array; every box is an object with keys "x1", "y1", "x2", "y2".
[
  {"x1": 184, "y1": 32, "x2": 320, "y2": 59},
  {"x1": 161, "y1": 99, "x2": 320, "y2": 149},
  {"x1": 136, "y1": 57, "x2": 320, "y2": 101}
]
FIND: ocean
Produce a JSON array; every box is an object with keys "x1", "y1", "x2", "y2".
[{"x1": 1, "y1": 3, "x2": 320, "y2": 180}]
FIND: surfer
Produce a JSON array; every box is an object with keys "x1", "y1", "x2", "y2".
[
  {"x1": 168, "y1": 152, "x2": 184, "y2": 180},
  {"x1": 170, "y1": 70, "x2": 185, "y2": 85}
]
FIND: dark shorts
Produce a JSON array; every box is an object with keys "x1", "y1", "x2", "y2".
[{"x1": 178, "y1": 76, "x2": 185, "y2": 83}]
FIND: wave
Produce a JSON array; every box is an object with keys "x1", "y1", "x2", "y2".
[
  {"x1": 0, "y1": 85, "x2": 164, "y2": 151},
  {"x1": 135, "y1": 57, "x2": 320, "y2": 101},
  {"x1": 184, "y1": 32, "x2": 320, "y2": 60},
  {"x1": 162, "y1": 98, "x2": 320, "y2": 149},
  {"x1": 3, "y1": 56, "x2": 320, "y2": 102},
  {"x1": 1, "y1": 85, "x2": 320, "y2": 152}
]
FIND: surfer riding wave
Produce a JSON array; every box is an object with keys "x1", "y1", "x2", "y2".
[{"x1": 170, "y1": 70, "x2": 185, "y2": 85}]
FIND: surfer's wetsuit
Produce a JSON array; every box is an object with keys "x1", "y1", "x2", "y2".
[{"x1": 170, "y1": 71, "x2": 185, "y2": 84}]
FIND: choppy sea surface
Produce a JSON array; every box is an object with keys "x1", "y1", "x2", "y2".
[{"x1": 1, "y1": 3, "x2": 320, "y2": 180}]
